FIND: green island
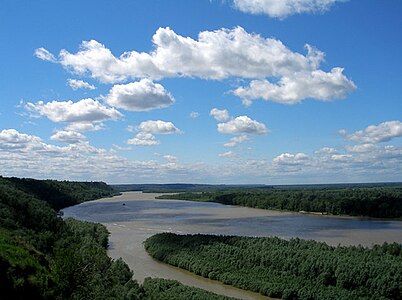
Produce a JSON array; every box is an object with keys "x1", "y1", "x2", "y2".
[
  {"x1": 144, "y1": 232, "x2": 402, "y2": 300},
  {"x1": 0, "y1": 176, "x2": 232, "y2": 300},
  {"x1": 156, "y1": 185, "x2": 402, "y2": 218}
]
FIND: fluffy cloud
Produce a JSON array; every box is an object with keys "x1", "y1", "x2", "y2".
[
  {"x1": 137, "y1": 120, "x2": 181, "y2": 134},
  {"x1": 67, "y1": 79, "x2": 95, "y2": 90},
  {"x1": 0, "y1": 129, "x2": 44, "y2": 151},
  {"x1": 35, "y1": 27, "x2": 354, "y2": 105},
  {"x1": 1, "y1": 129, "x2": 402, "y2": 184},
  {"x1": 217, "y1": 116, "x2": 268, "y2": 135},
  {"x1": 340, "y1": 121, "x2": 402, "y2": 144},
  {"x1": 210, "y1": 108, "x2": 230, "y2": 122},
  {"x1": 233, "y1": 67, "x2": 356, "y2": 105},
  {"x1": 273, "y1": 152, "x2": 308, "y2": 165},
  {"x1": 232, "y1": 0, "x2": 347, "y2": 19},
  {"x1": 224, "y1": 135, "x2": 250, "y2": 147},
  {"x1": 25, "y1": 98, "x2": 122, "y2": 125},
  {"x1": 127, "y1": 120, "x2": 181, "y2": 146},
  {"x1": 50, "y1": 130, "x2": 86, "y2": 144},
  {"x1": 127, "y1": 132, "x2": 160, "y2": 146},
  {"x1": 105, "y1": 79, "x2": 174, "y2": 111}
]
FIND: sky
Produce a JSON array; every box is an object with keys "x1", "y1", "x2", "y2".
[{"x1": 0, "y1": 0, "x2": 401, "y2": 184}]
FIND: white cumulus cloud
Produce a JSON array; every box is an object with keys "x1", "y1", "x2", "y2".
[
  {"x1": 127, "y1": 132, "x2": 160, "y2": 146},
  {"x1": 233, "y1": 67, "x2": 356, "y2": 105},
  {"x1": 35, "y1": 27, "x2": 354, "y2": 106},
  {"x1": 127, "y1": 120, "x2": 181, "y2": 146},
  {"x1": 210, "y1": 108, "x2": 230, "y2": 122},
  {"x1": 105, "y1": 79, "x2": 174, "y2": 112},
  {"x1": 67, "y1": 79, "x2": 96, "y2": 90},
  {"x1": 217, "y1": 116, "x2": 268, "y2": 135},
  {"x1": 232, "y1": 0, "x2": 347, "y2": 19},
  {"x1": 340, "y1": 121, "x2": 402, "y2": 144},
  {"x1": 273, "y1": 152, "x2": 308, "y2": 165},
  {"x1": 137, "y1": 120, "x2": 181, "y2": 134},
  {"x1": 25, "y1": 98, "x2": 122, "y2": 124},
  {"x1": 50, "y1": 130, "x2": 86, "y2": 144}
]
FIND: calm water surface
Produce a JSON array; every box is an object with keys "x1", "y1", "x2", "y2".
[{"x1": 62, "y1": 192, "x2": 402, "y2": 300}]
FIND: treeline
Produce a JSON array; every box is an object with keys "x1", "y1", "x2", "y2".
[
  {"x1": 0, "y1": 177, "x2": 234, "y2": 299},
  {"x1": 157, "y1": 186, "x2": 402, "y2": 218},
  {"x1": 2, "y1": 176, "x2": 119, "y2": 211},
  {"x1": 145, "y1": 233, "x2": 402, "y2": 300}
]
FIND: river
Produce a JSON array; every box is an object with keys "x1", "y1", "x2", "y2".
[{"x1": 62, "y1": 192, "x2": 402, "y2": 300}]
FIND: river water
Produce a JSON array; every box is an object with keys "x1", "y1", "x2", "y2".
[{"x1": 62, "y1": 192, "x2": 402, "y2": 300}]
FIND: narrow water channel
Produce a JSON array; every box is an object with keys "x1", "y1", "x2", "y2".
[{"x1": 62, "y1": 192, "x2": 402, "y2": 299}]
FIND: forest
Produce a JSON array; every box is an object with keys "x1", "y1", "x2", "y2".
[
  {"x1": 157, "y1": 185, "x2": 402, "y2": 218},
  {"x1": 145, "y1": 233, "x2": 402, "y2": 300},
  {"x1": 0, "y1": 176, "x2": 231, "y2": 299}
]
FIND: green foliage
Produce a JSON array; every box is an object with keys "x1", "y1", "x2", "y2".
[
  {"x1": 145, "y1": 233, "x2": 402, "y2": 300},
  {"x1": 142, "y1": 277, "x2": 234, "y2": 300},
  {"x1": 157, "y1": 186, "x2": 402, "y2": 218},
  {"x1": 0, "y1": 176, "x2": 142, "y2": 300},
  {"x1": 4, "y1": 176, "x2": 119, "y2": 211}
]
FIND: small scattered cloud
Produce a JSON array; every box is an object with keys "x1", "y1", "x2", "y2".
[
  {"x1": 340, "y1": 121, "x2": 402, "y2": 144},
  {"x1": 210, "y1": 108, "x2": 230, "y2": 122},
  {"x1": 315, "y1": 147, "x2": 337, "y2": 154},
  {"x1": 232, "y1": 0, "x2": 347, "y2": 19},
  {"x1": 105, "y1": 79, "x2": 174, "y2": 112},
  {"x1": 65, "y1": 122, "x2": 106, "y2": 132},
  {"x1": 34, "y1": 47, "x2": 57, "y2": 62},
  {"x1": 217, "y1": 116, "x2": 268, "y2": 135},
  {"x1": 190, "y1": 111, "x2": 200, "y2": 118},
  {"x1": 224, "y1": 134, "x2": 250, "y2": 147},
  {"x1": 163, "y1": 155, "x2": 178, "y2": 162},
  {"x1": 219, "y1": 151, "x2": 238, "y2": 158},
  {"x1": 50, "y1": 130, "x2": 86, "y2": 144},
  {"x1": 67, "y1": 79, "x2": 95, "y2": 90}
]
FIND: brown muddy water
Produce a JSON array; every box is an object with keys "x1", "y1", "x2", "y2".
[{"x1": 62, "y1": 192, "x2": 402, "y2": 300}]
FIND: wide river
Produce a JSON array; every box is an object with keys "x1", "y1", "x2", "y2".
[{"x1": 62, "y1": 192, "x2": 402, "y2": 300}]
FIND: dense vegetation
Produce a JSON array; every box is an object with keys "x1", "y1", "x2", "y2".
[
  {"x1": 145, "y1": 233, "x2": 402, "y2": 300},
  {"x1": 157, "y1": 185, "x2": 402, "y2": 218},
  {"x1": 0, "y1": 177, "x2": 235, "y2": 299},
  {"x1": 142, "y1": 278, "x2": 234, "y2": 300},
  {"x1": 3, "y1": 176, "x2": 119, "y2": 211}
]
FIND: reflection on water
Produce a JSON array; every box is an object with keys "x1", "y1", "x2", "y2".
[{"x1": 62, "y1": 192, "x2": 402, "y2": 300}]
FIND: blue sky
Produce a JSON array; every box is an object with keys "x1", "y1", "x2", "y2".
[{"x1": 0, "y1": 0, "x2": 401, "y2": 184}]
